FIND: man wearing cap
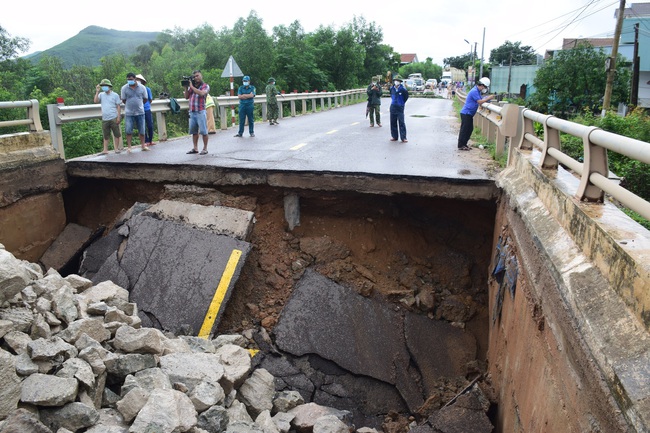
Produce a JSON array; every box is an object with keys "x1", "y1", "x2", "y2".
[
  {"x1": 234, "y1": 75, "x2": 256, "y2": 137},
  {"x1": 120, "y1": 72, "x2": 150, "y2": 152},
  {"x1": 389, "y1": 75, "x2": 409, "y2": 143},
  {"x1": 265, "y1": 77, "x2": 280, "y2": 125},
  {"x1": 94, "y1": 79, "x2": 122, "y2": 154},
  {"x1": 183, "y1": 70, "x2": 210, "y2": 154},
  {"x1": 135, "y1": 74, "x2": 154, "y2": 146},
  {"x1": 457, "y1": 77, "x2": 495, "y2": 151}
]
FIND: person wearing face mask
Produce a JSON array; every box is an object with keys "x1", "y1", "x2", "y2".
[
  {"x1": 389, "y1": 75, "x2": 409, "y2": 142},
  {"x1": 94, "y1": 79, "x2": 122, "y2": 154},
  {"x1": 366, "y1": 78, "x2": 382, "y2": 127},
  {"x1": 457, "y1": 77, "x2": 495, "y2": 151},
  {"x1": 234, "y1": 75, "x2": 256, "y2": 137},
  {"x1": 120, "y1": 72, "x2": 150, "y2": 152}
]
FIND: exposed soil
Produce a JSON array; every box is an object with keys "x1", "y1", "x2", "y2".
[{"x1": 64, "y1": 177, "x2": 498, "y2": 430}]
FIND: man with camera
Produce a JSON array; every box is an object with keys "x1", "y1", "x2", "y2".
[
  {"x1": 366, "y1": 78, "x2": 382, "y2": 127},
  {"x1": 183, "y1": 70, "x2": 210, "y2": 155}
]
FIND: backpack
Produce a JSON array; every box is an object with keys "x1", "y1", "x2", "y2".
[{"x1": 169, "y1": 97, "x2": 181, "y2": 114}]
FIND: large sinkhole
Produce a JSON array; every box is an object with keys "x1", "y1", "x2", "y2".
[{"x1": 63, "y1": 178, "x2": 497, "y2": 430}]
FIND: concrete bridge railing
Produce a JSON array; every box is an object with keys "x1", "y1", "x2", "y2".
[
  {"x1": 455, "y1": 89, "x2": 650, "y2": 222},
  {"x1": 43, "y1": 88, "x2": 366, "y2": 159}
]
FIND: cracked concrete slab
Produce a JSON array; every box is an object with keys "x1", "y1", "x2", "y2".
[
  {"x1": 273, "y1": 269, "x2": 477, "y2": 412},
  {"x1": 86, "y1": 201, "x2": 253, "y2": 336}
]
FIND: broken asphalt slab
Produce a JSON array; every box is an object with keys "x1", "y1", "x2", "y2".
[
  {"x1": 273, "y1": 268, "x2": 477, "y2": 413},
  {"x1": 81, "y1": 200, "x2": 254, "y2": 336}
]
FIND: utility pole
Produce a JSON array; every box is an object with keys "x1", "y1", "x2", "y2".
[
  {"x1": 507, "y1": 52, "x2": 513, "y2": 94},
  {"x1": 602, "y1": 0, "x2": 626, "y2": 116},
  {"x1": 631, "y1": 23, "x2": 639, "y2": 106}
]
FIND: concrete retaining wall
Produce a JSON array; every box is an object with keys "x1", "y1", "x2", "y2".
[
  {"x1": 490, "y1": 148, "x2": 650, "y2": 432},
  {"x1": 0, "y1": 131, "x2": 68, "y2": 261}
]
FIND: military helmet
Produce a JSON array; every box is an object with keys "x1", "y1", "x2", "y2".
[
  {"x1": 99, "y1": 79, "x2": 113, "y2": 87},
  {"x1": 268, "y1": 77, "x2": 275, "y2": 83},
  {"x1": 393, "y1": 75, "x2": 403, "y2": 82}
]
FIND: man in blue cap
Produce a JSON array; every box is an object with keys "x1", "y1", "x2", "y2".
[{"x1": 235, "y1": 75, "x2": 256, "y2": 137}]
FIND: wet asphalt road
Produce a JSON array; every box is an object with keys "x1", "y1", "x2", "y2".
[{"x1": 73, "y1": 96, "x2": 492, "y2": 181}]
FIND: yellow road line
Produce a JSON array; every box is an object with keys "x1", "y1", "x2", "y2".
[
  {"x1": 198, "y1": 249, "x2": 242, "y2": 338},
  {"x1": 326, "y1": 130, "x2": 338, "y2": 134},
  {"x1": 291, "y1": 143, "x2": 307, "y2": 150}
]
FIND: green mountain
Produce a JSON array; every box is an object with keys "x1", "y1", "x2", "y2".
[{"x1": 28, "y1": 25, "x2": 160, "y2": 68}]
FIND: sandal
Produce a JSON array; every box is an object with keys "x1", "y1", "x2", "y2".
[
  {"x1": 458, "y1": 146, "x2": 471, "y2": 151},
  {"x1": 199, "y1": 150, "x2": 208, "y2": 155},
  {"x1": 186, "y1": 149, "x2": 198, "y2": 154}
]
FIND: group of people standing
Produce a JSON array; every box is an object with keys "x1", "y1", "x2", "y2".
[
  {"x1": 366, "y1": 75, "x2": 409, "y2": 142},
  {"x1": 94, "y1": 72, "x2": 156, "y2": 154}
]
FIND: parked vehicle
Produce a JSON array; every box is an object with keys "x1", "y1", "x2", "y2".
[{"x1": 425, "y1": 78, "x2": 437, "y2": 89}]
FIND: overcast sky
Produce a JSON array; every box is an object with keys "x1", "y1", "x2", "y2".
[{"x1": 4, "y1": 0, "x2": 622, "y2": 66}]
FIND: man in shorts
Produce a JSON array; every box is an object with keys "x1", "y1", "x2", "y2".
[
  {"x1": 120, "y1": 72, "x2": 150, "y2": 152},
  {"x1": 94, "y1": 78, "x2": 122, "y2": 154},
  {"x1": 183, "y1": 70, "x2": 210, "y2": 154}
]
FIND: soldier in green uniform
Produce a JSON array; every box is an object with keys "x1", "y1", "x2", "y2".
[{"x1": 266, "y1": 77, "x2": 280, "y2": 125}]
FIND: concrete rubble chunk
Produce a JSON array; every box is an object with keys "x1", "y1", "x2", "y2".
[
  {"x1": 227, "y1": 399, "x2": 254, "y2": 423},
  {"x1": 189, "y1": 380, "x2": 226, "y2": 412},
  {"x1": 85, "y1": 408, "x2": 130, "y2": 433},
  {"x1": 3, "y1": 330, "x2": 32, "y2": 354},
  {"x1": 0, "y1": 408, "x2": 51, "y2": 432},
  {"x1": 121, "y1": 367, "x2": 172, "y2": 396},
  {"x1": 30, "y1": 313, "x2": 51, "y2": 339},
  {"x1": 313, "y1": 414, "x2": 351, "y2": 433},
  {"x1": 20, "y1": 373, "x2": 78, "y2": 406},
  {"x1": 56, "y1": 357, "x2": 95, "y2": 389},
  {"x1": 215, "y1": 343, "x2": 252, "y2": 394},
  {"x1": 237, "y1": 368, "x2": 275, "y2": 418},
  {"x1": 197, "y1": 405, "x2": 229, "y2": 432},
  {"x1": 0, "y1": 308, "x2": 34, "y2": 333},
  {"x1": 51, "y1": 285, "x2": 79, "y2": 324},
  {"x1": 0, "y1": 249, "x2": 35, "y2": 304},
  {"x1": 57, "y1": 317, "x2": 111, "y2": 344},
  {"x1": 129, "y1": 388, "x2": 197, "y2": 433},
  {"x1": 162, "y1": 337, "x2": 193, "y2": 355},
  {"x1": 39, "y1": 223, "x2": 94, "y2": 273},
  {"x1": 288, "y1": 403, "x2": 352, "y2": 433},
  {"x1": 227, "y1": 420, "x2": 265, "y2": 433},
  {"x1": 113, "y1": 325, "x2": 164, "y2": 354},
  {"x1": 0, "y1": 348, "x2": 21, "y2": 419},
  {"x1": 27, "y1": 336, "x2": 78, "y2": 361},
  {"x1": 76, "y1": 334, "x2": 110, "y2": 376},
  {"x1": 79, "y1": 280, "x2": 129, "y2": 305},
  {"x1": 179, "y1": 335, "x2": 216, "y2": 353},
  {"x1": 256, "y1": 410, "x2": 280, "y2": 433},
  {"x1": 15, "y1": 351, "x2": 39, "y2": 375},
  {"x1": 0, "y1": 318, "x2": 13, "y2": 338},
  {"x1": 64, "y1": 274, "x2": 93, "y2": 292},
  {"x1": 273, "y1": 390, "x2": 305, "y2": 414},
  {"x1": 273, "y1": 412, "x2": 296, "y2": 433},
  {"x1": 213, "y1": 334, "x2": 248, "y2": 349},
  {"x1": 159, "y1": 352, "x2": 225, "y2": 393},
  {"x1": 39, "y1": 402, "x2": 99, "y2": 432},
  {"x1": 116, "y1": 387, "x2": 150, "y2": 423},
  {"x1": 103, "y1": 353, "x2": 157, "y2": 378},
  {"x1": 143, "y1": 199, "x2": 255, "y2": 241}
]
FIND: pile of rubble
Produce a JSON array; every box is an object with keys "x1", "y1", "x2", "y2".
[{"x1": 0, "y1": 245, "x2": 358, "y2": 433}]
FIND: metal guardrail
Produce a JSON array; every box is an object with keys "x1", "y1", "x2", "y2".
[
  {"x1": 455, "y1": 89, "x2": 650, "y2": 221},
  {"x1": 0, "y1": 100, "x2": 43, "y2": 132},
  {"x1": 44, "y1": 89, "x2": 365, "y2": 158}
]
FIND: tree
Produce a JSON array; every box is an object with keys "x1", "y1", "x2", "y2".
[
  {"x1": 443, "y1": 54, "x2": 470, "y2": 70},
  {"x1": 529, "y1": 43, "x2": 630, "y2": 116},
  {"x1": 0, "y1": 26, "x2": 30, "y2": 62},
  {"x1": 232, "y1": 11, "x2": 274, "y2": 88},
  {"x1": 489, "y1": 41, "x2": 537, "y2": 66},
  {"x1": 349, "y1": 16, "x2": 392, "y2": 84}
]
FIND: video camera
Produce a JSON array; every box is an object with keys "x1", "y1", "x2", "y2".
[{"x1": 181, "y1": 75, "x2": 197, "y2": 87}]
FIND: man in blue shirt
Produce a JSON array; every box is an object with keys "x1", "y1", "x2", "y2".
[
  {"x1": 235, "y1": 75, "x2": 256, "y2": 137},
  {"x1": 389, "y1": 75, "x2": 409, "y2": 143},
  {"x1": 458, "y1": 77, "x2": 495, "y2": 151}
]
